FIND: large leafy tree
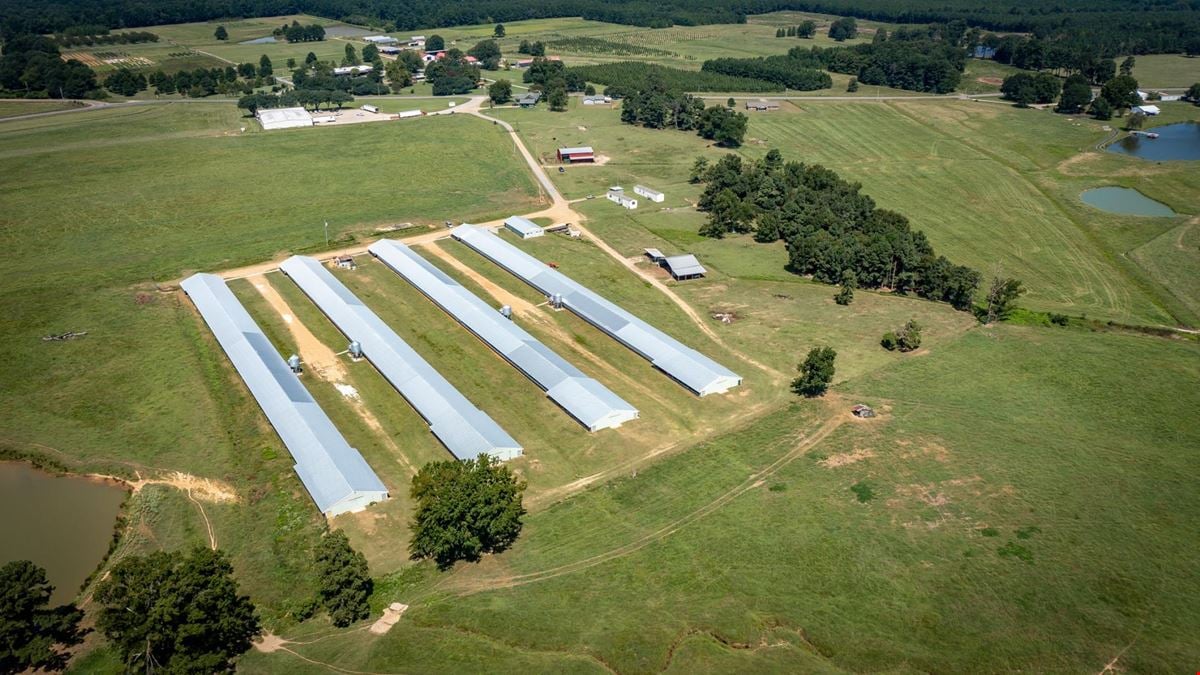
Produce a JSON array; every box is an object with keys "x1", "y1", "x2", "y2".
[
  {"x1": 426, "y1": 34, "x2": 445, "y2": 52},
  {"x1": 793, "y1": 347, "x2": 837, "y2": 398},
  {"x1": 1099, "y1": 74, "x2": 1140, "y2": 111},
  {"x1": 0, "y1": 561, "x2": 85, "y2": 673},
  {"x1": 828, "y1": 17, "x2": 858, "y2": 41},
  {"x1": 489, "y1": 78, "x2": 512, "y2": 104},
  {"x1": 213, "y1": 25, "x2": 227, "y2": 40},
  {"x1": 467, "y1": 39, "x2": 501, "y2": 69},
  {"x1": 314, "y1": 530, "x2": 372, "y2": 627},
  {"x1": 1056, "y1": 74, "x2": 1093, "y2": 113},
  {"x1": 410, "y1": 456, "x2": 526, "y2": 569},
  {"x1": 95, "y1": 548, "x2": 260, "y2": 673}
]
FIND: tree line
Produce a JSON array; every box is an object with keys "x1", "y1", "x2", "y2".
[
  {"x1": 619, "y1": 78, "x2": 749, "y2": 146},
  {"x1": 51, "y1": 29, "x2": 158, "y2": 47},
  {"x1": 568, "y1": 61, "x2": 783, "y2": 93},
  {"x1": 274, "y1": 19, "x2": 327, "y2": 42},
  {"x1": 701, "y1": 55, "x2": 832, "y2": 91},
  {"x1": 692, "y1": 150, "x2": 980, "y2": 310}
]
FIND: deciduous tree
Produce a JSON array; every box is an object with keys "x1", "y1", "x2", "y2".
[
  {"x1": 489, "y1": 78, "x2": 512, "y2": 103},
  {"x1": 410, "y1": 456, "x2": 526, "y2": 569},
  {"x1": 0, "y1": 561, "x2": 84, "y2": 673},
  {"x1": 793, "y1": 347, "x2": 836, "y2": 397},
  {"x1": 984, "y1": 276, "x2": 1024, "y2": 323},
  {"x1": 214, "y1": 25, "x2": 228, "y2": 41},
  {"x1": 314, "y1": 530, "x2": 372, "y2": 627}
]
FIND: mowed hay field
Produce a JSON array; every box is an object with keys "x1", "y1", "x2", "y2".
[{"x1": 494, "y1": 98, "x2": 1200, "y2": 327}]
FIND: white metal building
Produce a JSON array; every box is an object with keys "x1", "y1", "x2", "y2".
[
  {"x1": 606, "y1": 186, "x2": 638, "y2": 209},
  {"x1": 256, "y1": 107, "x2": 313, "y2": 130},
  {"x1": 397, "y1": 109, "x2": 423, "y2": 119},
  {"x1": 180, "y1": 273, "x2": 388, "y2": 516},
  {"x1": 1132, "y1": 105, "x2": 1161, "y2": 116},
  {"x1": 333, "y1": 65, "x2": 375, "y2": 76},
  {"x1": 663, "y1": 254, "x2": 706, "y2": 280},
  {"x1": 634, "y1": 185, "x2": 665, "y2": 203},
  {"x1": 364, "y1": 35, "x2": 399, "y2": 44},
  {"x1": 361, "y1": 104, "x2": 379, "y2": 113},
  {"x1": 504, "y1": 216, "x2": 544, "y2": 239}
]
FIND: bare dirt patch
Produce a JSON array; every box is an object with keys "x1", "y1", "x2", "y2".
[
  {"x1": 819, "y1": 448, "x2": 875, "y2": 468},
  {"x1": 976, "y1": 76, "x2": 1003, "y2": 86},
  {"x1": 369, "y1": 603, "x2": 409, "y2": 635}
]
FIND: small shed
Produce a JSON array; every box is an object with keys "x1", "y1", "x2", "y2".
[
  {"x1": 517, "y1": 92, "x2": 541, "y2": 107},
  {"x1": 335, "y1": 255, "x2": 356, "y2": 270},
  {"x1": 663, "y1": 254, "x2": 706, "y2": 280},
  {"x1": 397, "y1": 109, "x2": 422, "y2": 119},
  {"x1": 644, "y1": 248, "x2": 666, "y2": 263},
  {"x1": 1132, "y1": 105, "x2": 1161, "y2": 116},
  {"x1": 557, "y1": 146, "x2": 595, "y2": 163},
  {"x1": 504, "y1": 216, "x2": 544, "y2": 239},
  {"x1": 634, "y1": 185, "x2": 665, "y2": 203},
  {"x1": 606, "y1": 186, "x2": 637, "y2": 209},
  {"x1": 361, "y1": 104, "x2": 379, "y2": 113},
  {"x1": 852, "y1": 404, "x2": 875, "y2": 418}
]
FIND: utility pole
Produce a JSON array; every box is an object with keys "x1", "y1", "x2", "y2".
[{"x1": 324, "y1": 220, "x2": 329, "y2": 246}]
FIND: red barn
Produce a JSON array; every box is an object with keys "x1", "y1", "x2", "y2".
[{"x1": 557, "y1": 146, "x2": 595, "y2": 163}]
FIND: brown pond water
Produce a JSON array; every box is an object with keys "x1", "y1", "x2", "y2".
[{"x1": 0, "y1": 462, "x2": 126, "y2": 604}]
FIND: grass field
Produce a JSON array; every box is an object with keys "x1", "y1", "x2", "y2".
[
  {"x1": 0, "y1": 100, "x2": 84, "y2": 118},
  {"x1": 491, "y1": 97, "x2": 1200, "y2": 327},
  {"x1": 1124, "y1": 54, "x2": 1200, "y2": 89}
]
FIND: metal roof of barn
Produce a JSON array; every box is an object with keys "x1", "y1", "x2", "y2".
[
  {"x1": 664, "y1": 254, "x2": 706, "y2": 278},
  {"x1": 451, "y1": 225, "x2": 741, "y2": 396},
  {"x1": 558, "y1": 146, "x2": 594, "y2": 155},
  {"x1": 503, "y1": 216, "x2": 543, "y2": 236},
  {"x1": 180, "y1": 273, "x2": 387, "y2": 516},
  {"x1": 278, "y1": 256, "x2": 522, "y2": 460},
  {"x1": 369, "y1": 240, "x2": 639, "y2": 431}
]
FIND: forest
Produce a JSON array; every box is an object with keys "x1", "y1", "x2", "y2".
[
  {"x1": 694, "y1": 151, "x2": 980, "y2": 310},
  {"x1": 1, "y1": 0, "x2": 1197, "y2": 58},
  {"x1": 568, "y1": 62, "x2": 783, "y2": 93}
]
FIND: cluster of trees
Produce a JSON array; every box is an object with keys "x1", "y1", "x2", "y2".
[
  {"x1": 881, "y1": 319, "x2": 921, "y2": 351},
  {"x1": 104, "y1": 67, "x2": 146, "y2": 95},
  {"x1": 410, "y1": 455, "x2": 526, "y2": 569},
  {"x1": 0, "y1": 35, "x2": 98, "y2": 98},
  {"x1": 0, "y1": 560, "x2": 85, "y2": 672},
  {"x1": 693, "y1": 151, "x2": 980, "y2": 310},
  {"x1": 52, "y1": 29, "x2": 158, "y2": 47},
  {"x1": 523, "y1": 57, "x2": 585, "y2": 92},
  {"x1": 238, "y1": 88, "x2": 355, "y2": 112},
  {"x1": 1000, "y1": 71, "x2": 1061, "y2": 107},
  {"x1": 619, "y1": 78, "x2": 747, "y2": 145},
  {"x1": 467, "y1": 38, "x2": 501, "y2": 69},
  {"x1": 274, "y1": 19, "x2": 327, "y2": 42},
  {"x1": 425, "y1": 48, "x2": 480, "y2": 95},
  {"x1": 702, "y1": 55, "x2": 832, "y2": 91},
  {"x1": 976, "y1": 29, "x2": 1200, "y2": 75},
  {"x1": 517, "y1": 39, "x2": 546, "y2": 57},
  {"x1": 828, "y1": 16, "x2": 858, "y2": 41},
  {"x1": 798, "y1": 39, "x2": 964, "y2": 93},
  {"x1": 775, "y1": 21, "x2": 816, "y2": 38},
  {"x1": 569, "y1": 61, "x2": 782, "y2": 93}
]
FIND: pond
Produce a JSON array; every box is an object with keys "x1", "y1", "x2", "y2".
[
  {"x1": 1080, "y1": 187, "x2": 1176, "y2": 217},
  {"x1": 0, "y1": 463, "x2": 127, "y2": 604},
  {"x1": 1106, "y1": 122, "x2": 1200, "y2": 161}
]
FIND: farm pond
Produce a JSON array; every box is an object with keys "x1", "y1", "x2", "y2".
[
  {"x1": 1106, "y1": 122, "x2": 1200, "y2": 161},
  {"x1": 0, "y1": 463, "x2": 126, "y2": 604},
  {"x1": 1080, "y1": 187, "x2": 1176, "y2": 217}
]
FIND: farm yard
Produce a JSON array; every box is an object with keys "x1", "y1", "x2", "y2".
[{"x1": 1, "y1": 9, "x2": 1199, "y2": 674}]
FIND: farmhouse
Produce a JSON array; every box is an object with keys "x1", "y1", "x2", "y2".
[
  {"x1": 517, "y1": 92, "x2": 541, "y2": 107},
  {"x1": 333, "y1": 65, "x2": 375, "y2": 76},
  {"x1": 364, "y1": 35, "x2": 399, "y2": 44},
  {"x1": 504, "y1": 216, "x2": 544, "y2": 239},
  {"x1": 634, "y1": 185, "x2": 665, "y2": 202},
  {"x1": 745, "y1": 100, "x2": 780, "y2": 111},
  {"x1": 663, "y1": 254, "x2": 706, "y2": 281},
  {"x1": 557, "y1": 146, "x2": 594, "y2": 163},
  {"x1": 256, "y1": 107, "x2": 313, "y2": 130},
  {"x1": 606, "y1": 186, "x2": 637, "y2": 209},
  {"x1": 1132, "y1": 104, "x2": 1161, "y2": 116}
]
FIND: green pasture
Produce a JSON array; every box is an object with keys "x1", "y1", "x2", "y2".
[
  {"x1": 0, "y1": 99, "x2": 82, "y2": 118},
  {"x1": 241, "y1": 323, "x2": 1200, "y2": 673},
  {"x1": 1125, "y1": 54, "x2": 1200, "y2": 89}
]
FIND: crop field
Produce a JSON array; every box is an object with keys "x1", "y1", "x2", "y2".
[{"x1": 3, "y1": 14, "x2": 1200, "y2": 671}]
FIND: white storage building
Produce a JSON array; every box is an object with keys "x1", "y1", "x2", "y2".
[
  {"x1": 369, "y1": 240, "x2": 639, "y2": 431},
  {"x1": 256, "y1": 107, "x2": 313, "y2": 130},
  {"x1": 180, "y1": 273, "x2": 388, "y2": 517},
  {"x1": 279, "y1": 256, "x2": 522, "y2": 461},
  {"x1": 634, "y1": 185, "x2": 665, "y2": 203},
  {"x1": 606, "y1": 186, "x2": 637, "y2": 210},
  {"x1": 504, "y1": 216, "x2": 544, "y2": 239},
  {"x1": 452, "y1": 225, "x2": 741, "y2": 396},
  {"x1": 663, "y1": 254, "x2": 706, "y2": 280}
]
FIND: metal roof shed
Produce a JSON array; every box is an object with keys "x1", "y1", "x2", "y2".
[
  {"x1": 180, "y1": 273, "x2": 388, "y2": 517},
  {"x1": 369, "y1": 240, "x2": 639, "y2": 431},
  {"x1": 279, "y1": 256, "x2": 522, "y2": 461},
  {"x1": 451, "y1": 225, "x2": 741, "y2": 396},
  {"x1": 256, "y1": 107, "x2": 313, "y2": 130},
  {"x1": 503, "y1": 216, "x2": 544, "y2": 239},
  {"x1": 664, "y1": 254, "x2": 706, "y2": 280}
]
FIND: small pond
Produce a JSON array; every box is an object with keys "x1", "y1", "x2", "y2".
[
  {"x1": 0, "y1": 463, "x2": 127, "y2": 604},
  {"x1": 1080, "y1": 187, "x2": 1176, "y2": 217},
  {"x1": 1106, "y1": 122, "x2": 1200, "y2": 161},
  {"x1": 240, "y1": 36, "x2": 277, "y2": 44}
]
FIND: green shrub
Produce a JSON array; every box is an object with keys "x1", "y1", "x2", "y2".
[{"x1": 850, "y1": 481, "x2": 875, "y2": 502}]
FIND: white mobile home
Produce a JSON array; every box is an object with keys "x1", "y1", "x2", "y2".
[
  {"x1": 634, "y1": 185, "x2": 665, "y2": 203},
  {"x1": 606, "y1": 186, "x2": 638, "y2": 210},
  {"x1": 361, "y1": 104, "x2": 379, "y2": 113}
]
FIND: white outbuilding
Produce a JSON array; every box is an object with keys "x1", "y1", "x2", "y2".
[
  {"x1": 504, "y1": 216, "x2": 544, "y2": 239},
  {"x1": 634, "y1": 185, "x2": 665, "y2": 203},
  {"x1": 1132, "y1": 104, "x2": 1161, "y2": 116},
  {"x1": 256, "y1": 107, "x2": 313, "y2": 130},
  {"x1": 606, "y1": 186, "x2": 638, "y2": 210}
]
